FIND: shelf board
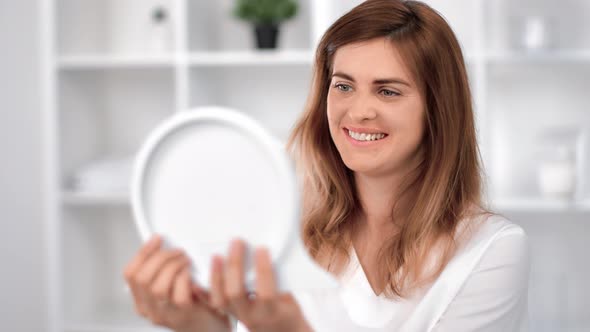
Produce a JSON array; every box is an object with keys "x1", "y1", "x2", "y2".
[
  {"x1": 485, "y1": 50, "x2": 590, "y2": 63},
  {"x1": 64, "y1": 305, "x2": 168, "y2": 332},
  {"x1": 64, "y1": 325, "x2": 166, "y2": 332},
  {"x1": 61, "y1": 191, "x2": 130, "y2": 206},
  {"x1": 188, "y1": 49, "x2": 314, "y2": 66},
  {"x1": 61, "y1": 190, "x2": 590, "y2": 212},
  {"x1": 55, "y1": 50, "x2": 485, "y2": 68},
  {"x1": 490, "y1": 197, "x2": 590, "y2": 212},
  {"x1": 58, "y1": 54, "x2": 176, "y2": 69}
]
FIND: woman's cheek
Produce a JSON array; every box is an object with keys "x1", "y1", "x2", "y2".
[{"x1": 327, "y1": 102, "x2": 346, "y2": 125}]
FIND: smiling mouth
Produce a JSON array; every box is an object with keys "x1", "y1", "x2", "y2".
[{"x1": 345, "y1": 128, "x2": 388, "y2": 142}]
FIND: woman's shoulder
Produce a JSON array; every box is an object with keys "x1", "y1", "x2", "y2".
[
  {"x1": 451, "y1": 211, "x2": 531, "y2": 289},
  {"x1": 457, "y1": 210, "x2": 528, "y2": 251},
  {"x1": 449, "y1": 210, "x2": 530, "y2": 284},
  {"x1": 473, "y1": 212, "x2": 530, "y2": 271},
  {"x1": 429, "y1": 212, "x2": 531, "y2": 331}
]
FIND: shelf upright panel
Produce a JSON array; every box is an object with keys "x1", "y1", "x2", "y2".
[
  {"x1": 41, "y1": 0, "x2": 62, "y2": 331},
  {"x1": 174, "y1": 0, "x2": 189, "y2": 113},
  {"x1": 474, "y1": 0, "x2": 491, "y2": 206},
  {"x1": 310, "y1": 0, "x2": 332, "y2": 50}
]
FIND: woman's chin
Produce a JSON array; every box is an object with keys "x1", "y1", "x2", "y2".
[{"x1": 343, "y1": 159, "x2": 383, "y2": 176}]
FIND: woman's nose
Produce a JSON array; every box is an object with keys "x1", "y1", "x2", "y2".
[{"x1": 348, "y1": 94, "x2": 378, "y2": 122}]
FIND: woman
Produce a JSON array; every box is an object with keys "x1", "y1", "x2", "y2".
[{"x1": 123, "y1": 0, "x2": 530, "y2": 331}]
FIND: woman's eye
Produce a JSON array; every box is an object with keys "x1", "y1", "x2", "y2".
[
  {"x1": 380, "y1": 89, "x2": 399, "y2": 97},
  {"x1": 335, "y1": 83, "x2": 352, "y2": 92}
]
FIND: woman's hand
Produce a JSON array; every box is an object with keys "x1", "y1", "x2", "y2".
[
  {"x1": 123, "y1": 235, "x2": 231, "y2": 332},
  {"x1": 208, "y1": 239, "x2": 313, "y2": 332}
]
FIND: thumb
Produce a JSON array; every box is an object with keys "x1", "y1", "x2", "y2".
[{"x1": 191, "y1": 284, "x2": 210, "y2": 303}]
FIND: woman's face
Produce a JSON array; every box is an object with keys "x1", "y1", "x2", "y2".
[{"x1": 327, "y1": 37, "x2": 425, "y2": 177}]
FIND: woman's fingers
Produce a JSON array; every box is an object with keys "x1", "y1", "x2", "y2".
[
  {"x1": 124, "y1": 235, "x2": 161, "y2": 282},
  {"x1": 172, "y1": 266, "x2": 195, "y2": 309},
  {"x1": 225, "y1": 240, "x2": 246, "y2": 297},
  {"x1": 137, "y1": 249, "x2": 185, "y2": 318},
  {"x1": 224, "y1": 239, "x2": 250, "y2": 316},
  {"x1": 197, "y1": 240, "x2": 293, "y2": 331},
  {"x1": 123, "y1": 235, "x2": 163, "y2": 316},
  {"x1": 254, "y1": 247, "x2": 277, "y2": 300},
  {"x1": 192, "y1": 284, "x2": 209, "y2": 303},
  {"x1": 123, "y1": 235, "x2": 190, "y2": 318},
  {"x1": 252, "y1": 246, "x2": 277, "y2": 319},
  {"x1": 135, "y1": 248, "x2": 184, "y2": 289},
  {"x1": 209, "y1": 254, "x2": 227, "y2": 312},
  {"x1": 151, "y1": 253, "x2": 190, "y2": 302},
  {"x1": 122, "y1": 237, "x2": 241, "y2": 331}
]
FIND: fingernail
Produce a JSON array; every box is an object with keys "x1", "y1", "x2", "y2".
[
  {"x1": 230, "y1": 239, "x2": 243, "y2": 254},
  {"x1": 147, "y1": 235, "x2": 161, "y2": 247},
  {"x1": 212, "y1": 255, "x2": 223, "y2": 270},
  {"x1": 256, "y1": 247, "x2": 270, "y2": 260}
]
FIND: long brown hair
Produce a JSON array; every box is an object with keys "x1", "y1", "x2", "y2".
[{"x1": 287, "y1": 0, "x2": 487, "y2": 298}]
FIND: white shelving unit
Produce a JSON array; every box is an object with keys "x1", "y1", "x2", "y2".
[
  {"x1": 42, "y1": 1, "x2": 590, "y2": 331},
  {"x1": 58, "y1": 55, "x2": 177, "y2": 69}
]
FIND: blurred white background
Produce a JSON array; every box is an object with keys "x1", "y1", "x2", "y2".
[{"x1": 1, "y1": 0, "x2": 589, "y2": 331}]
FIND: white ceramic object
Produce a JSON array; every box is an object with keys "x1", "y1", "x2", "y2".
[
  {"x1": 131, "y1": 106, "x2": 337, "y2": 292},
  {"x1": 538, "y1": 146, "x2": 577, "y2": 199},
  {"x1": 514, "y1": 15, "x2": 553, "y2": 51}
]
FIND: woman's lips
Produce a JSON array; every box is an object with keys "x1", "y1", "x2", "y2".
[{"x1": 342, "y1": 128, "x2": 388, "y2": 146}]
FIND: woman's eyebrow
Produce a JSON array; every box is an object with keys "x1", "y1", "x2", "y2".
[
  {"x1": 332, "y1": 71, "x2": 411, "y2": 87},
  {"x1": 373, "y1": 78, "x2": 411, "y2": 87},
  {"x1": 332, "y1": 72, "x2": 355, "y2": 81}
]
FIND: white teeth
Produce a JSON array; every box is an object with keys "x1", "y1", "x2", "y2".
[{"x1": 347, "y1": 129, "x2": 386, "y2": 142}]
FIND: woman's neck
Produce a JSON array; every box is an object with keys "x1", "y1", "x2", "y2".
[
  {"x1": 352, "y1": 148, "x2": 423, "y2": 238},
  {"x1": 353, "y1": 171, "x2": 402, "y2": 235},
  {"x1": 350, "y1": 172, "x2": 404, "y2": 295}
]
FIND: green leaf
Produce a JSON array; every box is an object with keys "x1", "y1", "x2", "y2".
[{"x1": 233, "y1": 0, "x2": 299, "y2": 24}]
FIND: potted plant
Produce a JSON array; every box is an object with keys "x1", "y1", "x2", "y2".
[{"x1": 234, "y1": 0, "x2": 299, "y2": 49}]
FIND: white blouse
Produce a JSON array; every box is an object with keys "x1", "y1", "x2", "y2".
[{"x1": 237, "y1": 214, "x2": 530, "y2": 331}]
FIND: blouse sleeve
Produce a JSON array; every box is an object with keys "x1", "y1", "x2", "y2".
[{"x1": 432, "y1": 228, "x2": 531, "y2": 332}]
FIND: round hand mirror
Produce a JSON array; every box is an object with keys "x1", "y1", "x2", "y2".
[{"x1": 131, "y1": 106, "x2": 337, "y2": 291}]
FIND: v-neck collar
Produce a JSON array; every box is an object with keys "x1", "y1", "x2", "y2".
[
  {"x1": 337, "y1": 246, "x2": 404, "y2": 328},
  {"x1": 348, "y1": 245, "x2": 387, "y2": 297}
]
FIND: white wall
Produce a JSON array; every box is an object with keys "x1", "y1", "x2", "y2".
[{"x1": 0, "y1": 0, "x2": 47, "y2": 330}]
